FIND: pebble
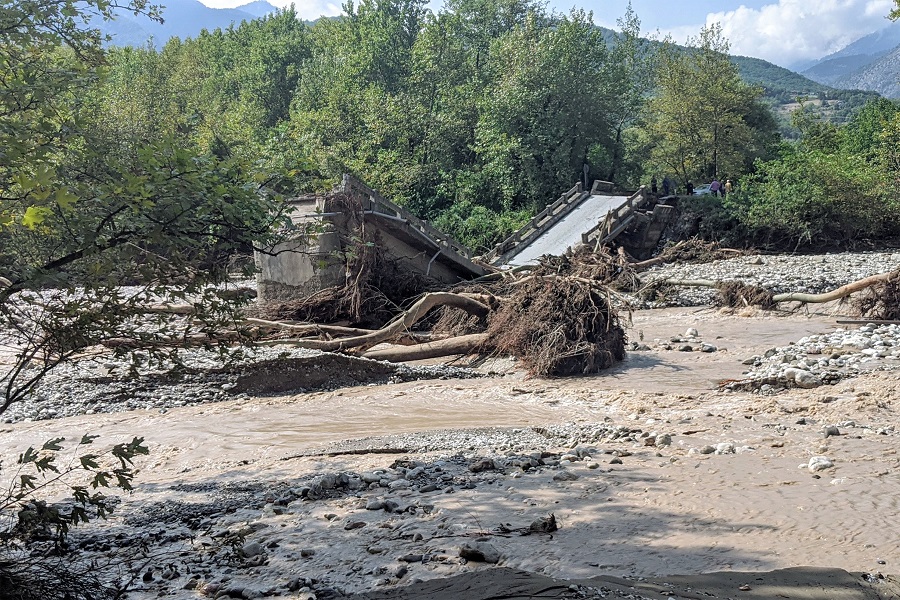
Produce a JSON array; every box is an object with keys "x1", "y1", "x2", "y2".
[
  {"x1": 241, "y1": 541, "x2": 263, "y2": 558},
  {"x1": 823, "y1": 426, "x2": 841, "y2": 438},
  {"x1": 552, "y1": 469, "x2": 579, "y2": 482},
  {"x1": 715, "y1": 442, "x2": 735, "y2": 455}
]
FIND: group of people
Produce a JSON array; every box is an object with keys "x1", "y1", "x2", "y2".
[
  {"x1": 650, "y1": 176, "x2": 733, "y2": 197},
  {"x1": 650, "y1": 175, "x2": 675, "y2": 196},
  {"x1": 709, "y1": 178, "x2": 733, "y2": 197}
]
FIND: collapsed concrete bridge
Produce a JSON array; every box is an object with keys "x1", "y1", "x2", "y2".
[
  {"x1": 481, "y1": 180, "x2": 675, "y2": 266},
  {"x1": 255, "y1": 175, "x2": 675, "y2": 303}
]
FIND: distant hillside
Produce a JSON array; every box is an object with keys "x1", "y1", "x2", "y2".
[
  {"x1": 96, "y1": 0, "x2": 277, "y2": 48},
  {"x1": 803, "y1": 54, "x2": 887, "y2": 85},
  {"x1": 237, "y1": 0, "x2": 279, "y2": 18},
  {"x1": 729, "y1": 54, "x2": 882, "y2": 131},
  {"x1": 731, "y1": 55, "x2": 832, "y2": 99},
  {"x1": 833, "y1": 45, "x2": 900, "y2": 99},
  {"x1": 800, "y1": 21, "x2": 900, "y2": 97}
]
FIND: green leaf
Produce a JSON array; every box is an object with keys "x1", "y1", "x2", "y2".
[
  {"x1": 18, "y1": 447, "x2": 38, "y2": 464},
  {"x1": 91, "y1": 471, "x2": 110, "y2": 488},
  {"x1": 22, "y1": 206, "x2": 50, "y2": 229},
  {"x1": 42, "y1": 437, "x2": 65, "y2": 451},
  {"x1": 55, "y1": 188, "x2": 78, "y2": 211},
  {"x1": 79, "y1": 454, "x2": 100, "y2": 470}
]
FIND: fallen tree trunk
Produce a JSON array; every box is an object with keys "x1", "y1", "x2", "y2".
[
  {"x1": 244, "y1": 318, "x2": 374, "y2": 337},
  {"x1": 658, "y1": 278, "x2": 718, "y2": 288},
  {"x1": 143, "y1": 303, "x2": 197, "y2": 315},
  {"x1": 362, "y1": 333, "x2": 490, "y2": 362},
  {"x1": 660, "y1": 269, "x2": 900, "y2": 304},
  {"x1": 772, "y1": 270, "x2": 899, "y2": 303},
  {"x1": 256, "y1": 292, "x2": 490, "y2": 352},
  {"x1": 102, "y1": 332, "x2": 241, "y2": 349}
]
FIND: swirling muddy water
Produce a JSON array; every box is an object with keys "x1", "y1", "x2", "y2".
[{"x1": 0, "y1": 307, "x2": 843, "y2": 475}]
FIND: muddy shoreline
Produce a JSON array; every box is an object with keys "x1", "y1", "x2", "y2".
[
  {"x1": 3, "y1": 301, "x2": 900, "y2": 599},
  {"x1": 3, "y1": 250, "x2": 900, "y2": 599}
]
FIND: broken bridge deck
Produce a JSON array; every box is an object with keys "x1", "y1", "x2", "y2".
[
  {"x1": 483, "y1": 181, "x2": 648, "y2": 267},
  {"x1": 503, "y1": 193, "x2": 632, "y2": 266}
]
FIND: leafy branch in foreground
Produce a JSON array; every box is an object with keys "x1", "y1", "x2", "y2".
[{"x1": 0, "y1": 435, "x2": 149, "y2": 600}]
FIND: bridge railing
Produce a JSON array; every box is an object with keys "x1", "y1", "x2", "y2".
[
  {"x1": 580, "y1": 186, "x2": 648, "y2": 249},
  {"x1": 482, "y1": 181, "x2": 590, "y2": 265},
  {"x1": 340, "y1": 174, "x2": 479, "y2": 265}
]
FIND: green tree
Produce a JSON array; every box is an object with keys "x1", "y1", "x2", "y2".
[
  {"x1": 839, "y1": 97, "x2": 900, "y2": 161},
  {"x1": 1, "y1": 0, "x2": 289, "y2": 413},
  {"x1": 595, "y1": 2, "x2": 655, "y2": 185},
  {"x1": 640, "y1": 24, "x2": 777, "y2": 185},
  {"x1": 473, "y1": 10, "x2": 613, "y2": 211},
  {"x1": 733, "y1": 147, "x2": 894, "y2": 246}
]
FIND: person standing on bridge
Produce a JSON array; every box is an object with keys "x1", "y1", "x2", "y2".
[
  {"x1": 662, "y1": 175, "x2": 671, "y2": 196},
  {"x1": 650, "y1": 177, "x2": 658, "y2": 194}
]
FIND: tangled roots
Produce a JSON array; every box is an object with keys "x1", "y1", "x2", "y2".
[
  {"x1": 715, "y1": 281, "x2": 776, "y2": 310},
  {"x1": 535, "y1": 246, "x2": 639, "y2": 291},
  {"x1": 853, "y1": 269, "x2": 900, "y2": 320},
  {"x1": 485, "y1": 278, "x2": 626, "y2": 377}
]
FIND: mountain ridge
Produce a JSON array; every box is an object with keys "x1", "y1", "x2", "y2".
[
  {"x1": 98, "y1": 0, "x2": 277, "y2": 48},
  {"x1": 800, "y1": 21, "x2": 900, "y2": 97}
]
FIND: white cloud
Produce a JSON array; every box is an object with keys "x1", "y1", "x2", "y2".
[
  {"x1": 202, "y1": 0, "x2": 344, "y2": 20},
  {"x1": 696, "y1": 0, "x2": 895, "y2": 67}
]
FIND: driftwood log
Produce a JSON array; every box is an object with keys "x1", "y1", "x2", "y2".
[
  {"x1": 771, "y1": 271, "x2": 899, "y2": 303},
  {"x1": 362, "y1": 333, "x2": 489, "y2": 362},
  {"x1": 256, "y1": 292, "x2": 490, "y2": 352},
  {"x1": 661, "y1": 269, "x2": 898, "y2": 304}
]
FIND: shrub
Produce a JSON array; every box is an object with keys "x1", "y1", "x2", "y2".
[{"x1": 0, "y1": 436, "x2": 149, "y2": 600}]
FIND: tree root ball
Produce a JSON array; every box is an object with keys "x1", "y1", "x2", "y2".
[
  {"x1": 484, "y1": 278, "x2": 626, "y2": 377},
  {"x1": 853, "y1": 269, "x2": 900, "y2": 320},
  {"x1": 716, "y1": 281, "x2": 776, "y2": 310}
]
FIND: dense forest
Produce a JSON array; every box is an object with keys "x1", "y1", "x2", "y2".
[{"x1": 3, "y1": 0, "x2": 900, "y2": 265}]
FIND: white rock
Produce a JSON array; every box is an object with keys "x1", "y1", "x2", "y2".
[
  {"x1": 715, "y1": 442, "x2": 735, "y2": 455},
  {"x1": 807, "y1": 456, "x2": 834, "y2": 472}
]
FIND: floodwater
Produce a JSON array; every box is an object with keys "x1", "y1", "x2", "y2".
[{"x1": 0, "y1": 306, "x2": 844, "y2": 479}]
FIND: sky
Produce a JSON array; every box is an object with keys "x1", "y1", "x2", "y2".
[{"x1": 198, "y1": 0, "x2": 898, "y2": 69}]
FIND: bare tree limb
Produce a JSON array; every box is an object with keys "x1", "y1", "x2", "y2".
[
  {"x1": 773, "y1": 270, "x2": 898, "y2": 303},
  {"x1": 362, "y1": 333, "x2": 490, "y2": 362},
  {"x1": 250, "y1": 292, "x2": 490, "y2": 352}
]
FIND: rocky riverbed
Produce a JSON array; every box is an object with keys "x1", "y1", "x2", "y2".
[
  {"x1": 2, "y1": 250, "x2": 900, "y2": 599},
  {"x1": 638, "y1": 250, "x2": 900, "y2": 306},
  {"x1": 1, "y1": 347, "x2": 483, "y2": 424}
]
